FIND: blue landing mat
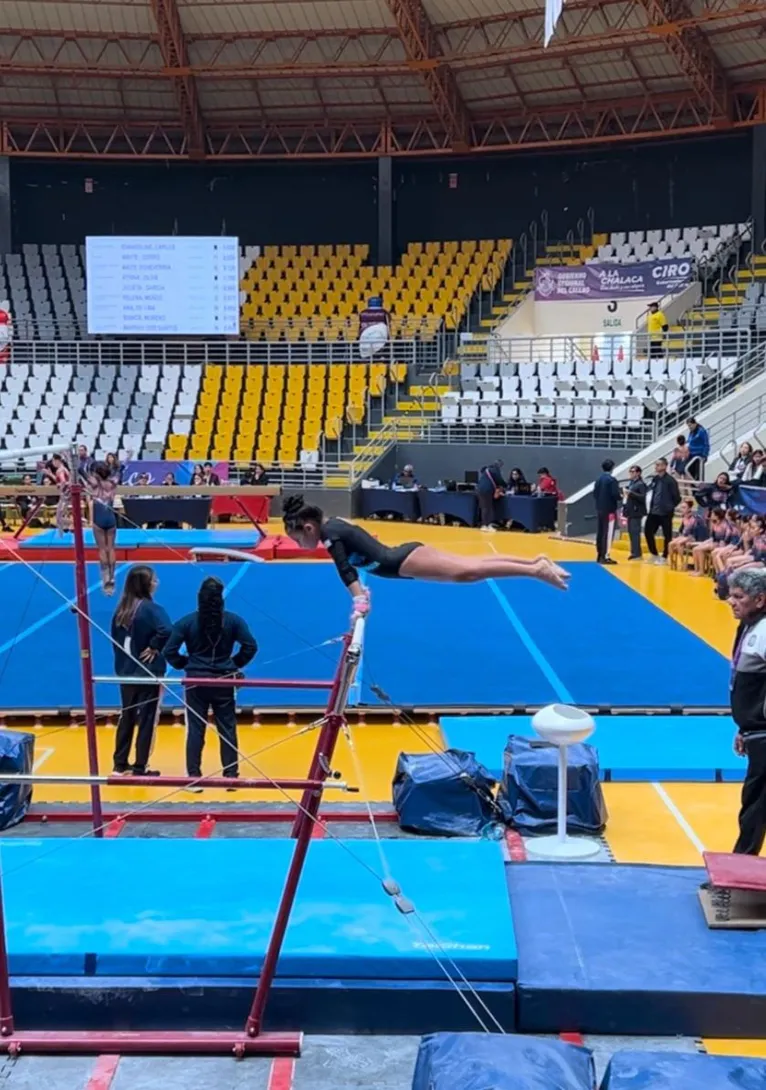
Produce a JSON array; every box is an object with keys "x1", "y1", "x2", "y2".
[
  {"x1": 20, "y1": 528, "x2": 260, "y2": 549},
  {"x1": 602, "y1": 1051, "x2": 766, "y2": 1089},
  {"x1": 1, "y1": 838, "x2": 516, "y2": 981},
  {"x1": 510, "y1": 863, "x2": 766, "y2": 1037},
  {"x1": 440, "y1": 715, "x2": 745, "y2": 782},
  {"x1": 0, "y1": 561, "x2": 730, "y2": 709}
]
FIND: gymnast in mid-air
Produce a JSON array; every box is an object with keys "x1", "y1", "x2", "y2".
[{"x1": 282, "y1": 495, "x2": 569, "y2": 618}]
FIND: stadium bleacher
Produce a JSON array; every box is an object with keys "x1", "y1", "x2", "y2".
[{"x1": 594, "y1": 223, "x2": 746, "y2": 265}]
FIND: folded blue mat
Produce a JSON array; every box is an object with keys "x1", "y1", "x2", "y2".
[
  {"x1": 440, "y1": 715, "x2": 744, "y2": 782},
  {"x1": 601, "y1": 1050, "x2": 766, "y2": 1088},
  {"x1": 412, "y1": 1033, "x2": 596, "y2": 1090}
]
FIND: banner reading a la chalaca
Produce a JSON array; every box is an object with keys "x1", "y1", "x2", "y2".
[{"x1": 535, "y1": 258, "x2": 694, "y2": 301}]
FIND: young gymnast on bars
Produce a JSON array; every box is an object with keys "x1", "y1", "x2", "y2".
[
  {"x1": 87, "y1": 461, "x2": 118, "y2": 594},
  {"x1": 282, "y1": 495, "x2": 569, "y2": 618}
]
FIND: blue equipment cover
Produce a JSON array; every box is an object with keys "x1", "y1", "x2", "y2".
[
  {"x1": 411, "y1": 1033, "x2": 596, "y2": 1090},
  {"x1": 0, "y1": 730, "x2": 34, "y2": 831},
  {"x1": 392, "y1": 749, "x2": 498, "y2": 836},
  {"x1": 601, "y1": 1050, "x2": 766, "y2": 1088},
  {"x1": 496, "y1": 735, "x2": 607, "y2": 835}
]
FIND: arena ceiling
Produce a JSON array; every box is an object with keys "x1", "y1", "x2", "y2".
[{"x1": 0, "y1": 0, "x2": 764, "y2": 160}]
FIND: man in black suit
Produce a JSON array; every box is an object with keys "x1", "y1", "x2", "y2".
[{"x1": 593, "y1": 459, "x2": 621, "y2": 565}]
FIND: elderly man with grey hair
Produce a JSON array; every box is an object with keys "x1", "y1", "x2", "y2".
[{"x1": 728, "y1": 567, "x2": 766, "y2": 855}]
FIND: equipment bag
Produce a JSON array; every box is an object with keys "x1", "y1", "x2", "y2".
[
  {"x1": 412, "y1": 1033, "x2": 597, "y2": 1090},
  {"x1": 496, "y1": 734, "x2": 607, "y2": 835},
  {"x1": 392, "y1": 749, "x2": 498, "y2": 837},
  {"x1": 0, "y1": 730, "x2": 34, "y2": 831}
]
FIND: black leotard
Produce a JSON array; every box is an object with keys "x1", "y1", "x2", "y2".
[{"x1": 321, "y1": 518, "x2": 421, "y2": 586}]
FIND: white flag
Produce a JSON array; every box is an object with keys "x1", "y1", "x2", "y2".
[{"x1": 544, "y1": 0, "x2": 564, "y2": 46}]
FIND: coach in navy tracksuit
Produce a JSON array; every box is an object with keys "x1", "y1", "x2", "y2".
[
  {"x1": 112, "y1": 565, "x2": 173, "y2": 775},
  {"x1": 593, "y1": 459, "x2": 622, "y2": 565},
  {"x1": 164, "y1": 576, "x2": 257, "y2": 786}
]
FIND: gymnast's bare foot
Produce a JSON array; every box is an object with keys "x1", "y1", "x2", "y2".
[
  {"x1": 536, "y1": 554, "x2": 569, "y2": 580},
  {"x1": 534, "y1": 557, "x2": 569, "y2": 590}
]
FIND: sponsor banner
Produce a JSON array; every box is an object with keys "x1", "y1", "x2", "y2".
[
  {"x1": 535, "y1": 258, "x2": 694, "y2": 301},
  {"x1": 122, "y1": 460, "x2": 229, "y2": 484}
]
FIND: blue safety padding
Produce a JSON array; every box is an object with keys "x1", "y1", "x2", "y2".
[
  {"x1": 0, "y1": 730, "x2": 34, "y2": 830},
  {"x1": 392, "y1": 750, "x2": 498, "y2": 836},
  {"x1": 601, "y1": 1051, "x2": 766, "y2": 1089},
  {"x1": 411, "y1": 1033, "x2": 596, "y2": 1090},
  {"x1": 0, "y1": 562, "x2": 731, "y2": 711},
  {"x1": 19, "y1": 529, "x2": 260, "y2": 549},
  {"x1": 511, "y1": 863, "x2": 766, "y2": 1037},
  {"x1": 0, "y1": 838, "x2": 517, "y2": 980},
  {"x1": 497, "y1": 736, "x2": 607, "y2": 835},
  {"x1": 441, "y1": 716, "x2": 744, "y2": 783}
]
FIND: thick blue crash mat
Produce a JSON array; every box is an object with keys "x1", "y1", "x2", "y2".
[
  {"x1": 601, "y1": 1051, "x2": 766, "y2": 1088},
  {"x1": 1, "y1": 837, "x2": 517, "y2": 981},
  {"x1": 412, "y1": 1033, "x2": 596, "y2": 1090},
  {"x1": 510, "y1": 863, "x2": 766, "y2": 1037},
  {"x1": 19, "y1": 528, "x2": 260, "y2": 549},
  {"x1": 441, "y1": 715, "x2": 744, "y2": 782}
]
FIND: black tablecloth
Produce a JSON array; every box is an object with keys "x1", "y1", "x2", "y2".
[
  {"x1": 418, "y1": 490, "x2": 478, "y2": 526},
  {"x1": 359, "y1": 489, "x2": 420, "y2": 521},
  {"x1": 123, "y1": 498, "x2": 212, "y2": 529},
  {"x1": 501, "y1": 495, "x2": 558, "y2": 532}
]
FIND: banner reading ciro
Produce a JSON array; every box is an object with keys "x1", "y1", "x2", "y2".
[{"x1": 0, "y1": 310, "x2": 11, "y2": 365}]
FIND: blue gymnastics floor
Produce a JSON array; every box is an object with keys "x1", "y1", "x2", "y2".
[
  {"x1": 0, "y1": 837, "x2": 516, "y2": 981},
  {"x1": 0, "y1": 560, "x2": 730, "y2": 710},
  {"x1": 441, "y1": 715, "x2": 746, "y2": 782},
  {"x1": 510, "y1": 863, "x2": 766, "y2": 1037}
]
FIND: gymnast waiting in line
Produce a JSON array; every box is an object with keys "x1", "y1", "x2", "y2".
[
  {"x1": 282, "y1": 494, "x2": 570, "y2": 618},
  {"x1": 87, "y1": 461, "x2": 118, "y2": 594}
]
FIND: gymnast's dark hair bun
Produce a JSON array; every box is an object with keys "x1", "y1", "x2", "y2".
[{"x1": 282, "y1": 495, "x2": 305, "y2": 519}]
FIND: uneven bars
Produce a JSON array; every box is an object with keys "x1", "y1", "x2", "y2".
[
  {"x1": 92, "y1": 676, "x2": 335, "y2": 690},
  {"x1": 0, "y1": 442, "x2": 72, "y2": 463},
  {"x1": 0, "y1": 774, "x2": 353, "y2": 791}
]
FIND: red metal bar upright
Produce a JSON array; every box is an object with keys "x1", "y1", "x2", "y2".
[
  {"x1": 69, "y1": 478, "x2": 104, "y2": 838},
  {"x1": 244, "y1": 628, "x2": 357, "y2": 1038}
]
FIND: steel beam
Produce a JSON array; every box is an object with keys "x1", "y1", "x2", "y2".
[
  {"x1": 148, "y1": 0, "x2": 206, "y2": 157},
  {"x1": 634, "y1": 0, "x2": 732, "y2": 118},
  {"x1": 0, "y1": 87, "x2": 763, "y2": 161},
  {"x1": 386, "y1": 0, "x2": 471, "y2": 150}
]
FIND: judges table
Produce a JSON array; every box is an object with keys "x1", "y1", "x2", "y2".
[
  {"x1": 122, "y1": 497, "x2": 212, "y2": 529},
  {"x1": 359, "y1": 488, "x2": 557, "y2": 531}
]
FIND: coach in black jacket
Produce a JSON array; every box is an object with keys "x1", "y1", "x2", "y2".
[
  {"x1": 593, "y1": 460, "x2": 622, "y2": 565},
  {"x1": 644, "y1": 457, "x2": 681, "y2": 563}
]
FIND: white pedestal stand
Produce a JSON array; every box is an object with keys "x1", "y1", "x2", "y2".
[{"x1": 523, "y1": 704, "x2": 601, "y2": 861}]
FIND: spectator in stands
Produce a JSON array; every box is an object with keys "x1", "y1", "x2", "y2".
[
  {"x1": 202, "y1": 462, "x2": 221, "y2": 487},
  {"x1": 77, "y1": 444, "x2": 95, "y2": 480},
  {"x1": 646, "y1": 301, "x2": 669, "y2": 358},
  {"x1": 111, "y1": 564, "x2": 172, "y2": 777},
  {"x1": 105, "y1": 452, "x2": 122, "y2": 484},
  {"x1": 162, "y1": 472, "x2": 176, "y2": 487},
  {"x1": 743, "y1": 450, "x2": 766, "y2": 484},
  {"x1": 728, "y1": 442, "x2": 754, "y2": 481},
  {"x1": 536, "y1": 467, "x2": 561, "y2": 498},
  {"x1": 623, "y1": 465, "x2": 647, "y2": 561},
  {"x1": 594, "y1": 459, "x2": 621, "y2": 565},
  {"x1": 669, "y1": 435, "x2": 689, "y2": 477},
  {"x1": 507, "y1": 468, "x2": 529, "y2": 495},
  {"x1": 477, "y1": 460, "x2": 506, "y2": 532},
  {"x1": 720, "y1": 517, "x2": 766, "y2": 582},
  {"x1": 164, "y1": 576, "x2": 258, "y2": 789},
  {"x1": 644, "y1": 457, "x2": 681, "y2": 564},
  {"x1": 668, "y1": 499, "x2": 706, "y2": 568},
  {"x1": 722, "y1": 568, "x2": 766, "y2": 856},
  {"x1": 392, "y1": 465, "x2": 419, "y2": 490},
  {"x1": 685, "y1": 417, "x2": 710, "y2": 481},
  {"x1": 711, "y1": 511, "x2": 743, "y2": 575},
  {"x1": 691, "y1": 508, "x2": 729, "y2": 576},
  {"x1": 357, "y1": 296, "x2": 391, "y2": 350},
  {"x1": 191, "y1": 467, "x2": 204, "y2": 487},
  {"x1": 695, "y1": 471, "x2": 733, "y2": 510},
  {"x1": 243, "y1": 462, "x2": 269, "y2": 486}
]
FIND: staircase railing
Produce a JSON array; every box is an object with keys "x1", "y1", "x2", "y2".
[{"x1": 347, "y1": 420, "x2": 399, "y2": 487}]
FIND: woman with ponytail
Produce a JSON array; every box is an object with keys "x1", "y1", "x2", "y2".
[
  {"x1": 111, "y1": 564, "x2": 172, "y2": 775},
  {"x1": 282, "y1": 494, "x2": 569, "y2": 621},
  {"x1": 164, "y1": 576, "x2": 257, "y2": 789}
]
